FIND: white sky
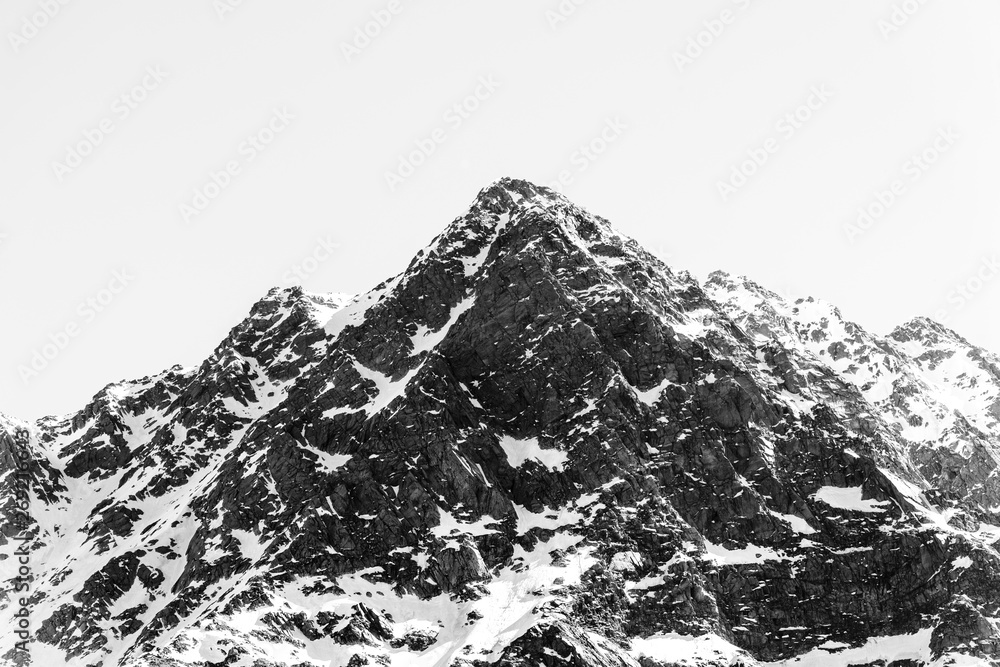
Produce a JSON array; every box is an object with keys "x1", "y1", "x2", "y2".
[{"x1": 1, "y1": 0, "x2": 998, "y2": 420}]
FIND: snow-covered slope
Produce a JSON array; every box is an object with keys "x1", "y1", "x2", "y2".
[
  {"x1": 705, "y1": 273, "x2": 1000, "y2": 518},
  {"x1": 3, "y1": 179, "x2": 1000, "y2": 666}
]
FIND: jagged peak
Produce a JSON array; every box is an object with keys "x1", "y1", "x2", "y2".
[
  {"x1": 893, "y1": 315, "x2": 954, "y2": 339},
  {"x1": 254, "y1": 285, "x2": 350, "y2": 314},
  {"x1": 0, "y1": 411, "x2": 27, "y2": 434},
  {"x1": 408, "y1": 178, "x2": 627, "y2": 282},
  {"x1": 462, "y1": 177, "x2": 616, "y2": 243},
  {"x1": 470, "y1": 176, "x2": 566, "y2": 215},
  {"x1": 890, "y1": 316, "x2": 973, "y2": 348},
  {"x1": 324, "y1": 179, "x2": 681, "y2": 358},
  {"x1": 793, "y1": 295, "x2": 846, "y2": 322},
  {"x1": 704, "y1": 270, "x2": 790, "y2": 307}
]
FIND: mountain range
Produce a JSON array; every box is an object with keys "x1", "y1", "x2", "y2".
[{"x1": 3, "y1": 178, "x2": 1000, "y2": 667}]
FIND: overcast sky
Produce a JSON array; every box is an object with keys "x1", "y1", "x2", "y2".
[{"x1": 1, "y1": 0, "x2": 998, "y2": 420}]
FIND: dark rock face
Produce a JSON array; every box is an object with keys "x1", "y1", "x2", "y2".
[{"x1": 2, "y1": 178, "x2": 1000, "y2": 666}]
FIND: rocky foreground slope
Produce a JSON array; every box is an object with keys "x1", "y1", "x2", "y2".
[{"x1": 3, "y1": 178, "x2": 1000, "y2": 666}]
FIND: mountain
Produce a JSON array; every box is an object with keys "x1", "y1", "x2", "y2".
[{"x1": 3, "y1": 177, "x2": 1000, "y2": 667}]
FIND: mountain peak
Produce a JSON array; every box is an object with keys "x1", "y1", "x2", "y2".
[
  {"x1": 705, "y1": 270, "x2": 788, "y2": 304},
  {"x1": 407, "y1": 176, "x2": 625, "y2": 290},
  {"x1": 890, "y1": 315, "x2": 969, "y2": 347},
  {"x1": 10, "y1": 181, "x2": 1000, "y2": 667},
  {"x1": 470, "y1": 176, "x2": 562, "y2": 215}
]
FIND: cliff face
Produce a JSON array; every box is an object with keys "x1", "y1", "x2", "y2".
[{"x1": 3, "y1": 178, "x2": 1000, "y2": 667}]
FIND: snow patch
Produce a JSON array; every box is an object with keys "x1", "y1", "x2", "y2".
[
  {"x1": 499, "y1": 435, "x2": 569, "y2": 471},
  {"x1": 300, "y1": 443, "x2": 352, "y2": 474},
  {"x1": 513, "y1": 503, "x2": 584, "y2": 533},
  {"x1": 631, "y1": 632, "x2": 748, "y2": 666},
  {"x1": 770, "y1": 510, "x2": 817, "y2": 535},
  {"x1": 952, "y1": 555, "x2": 973, "y2": 570},
  {"x1": 703, "y1": 540, "x2": 789, "y2": 565},
  {"x1": 431, "y1": 508, "x2": 501, "y2": 540},
  {"x1": 609, "y1": 551, "x2": 643, "y2": 572},
  {"x1": 231, "y1": 529, "x2": 269, "y2": 564},
  {"x1": 768, "y1": 628, "x2": 933, "y2": 666},
  {"x1": 812, "y1": 486, "x2": 891, "y2": 514}
]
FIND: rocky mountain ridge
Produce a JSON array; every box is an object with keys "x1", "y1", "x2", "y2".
[{"x1": 2, "y1": 177, "x2": 1000, "y2": 666}]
